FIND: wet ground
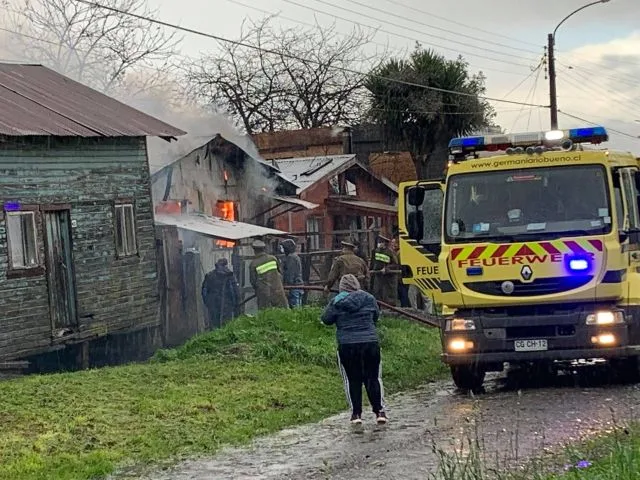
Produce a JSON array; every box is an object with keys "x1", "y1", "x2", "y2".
[{"x1": 142, "y1": 368, "x2": 640, "y2": 480}]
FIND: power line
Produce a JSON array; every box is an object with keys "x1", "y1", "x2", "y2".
[
  {"x1": 559, "y1": 66, "x2": 640, "y2": 112},
  {"x1": 510, "y1": 65, "x2": 541, "y2": 132},
  {"x1": 369, "y1": 107, "x2": 525, "y2": 116},
  {"x1": 501, "y1": 61, "x2": 543, "y2": 100},
  {"x1": 558, "y1": 110, "x2": 640, "y2": 142},
  {"x1": 225, "y1": 0, "x2": 526, "y2": 76},
  {"x1": 557, "y1": 57, "x2": 639, "y2": 88},
  {"x1": 379, "y1": 0, "x2": 541, "y2": 50},
  {"x1": 69, "y1": 0, "x2": 550, "y2": 108},
  {"x1": 340, "y1": 0, "x2": 540, "y2": 57},
  {"x1": 280, "y1": 0, "x2": 535, "y2": 68},
  {"x1": 0, "y1": 22, "x2": 543, "y2": 120},
  {"x1": 222, "y1": 0, "x2": 406, "y2": 57}
]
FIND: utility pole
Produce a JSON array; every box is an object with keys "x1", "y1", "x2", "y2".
[
  {"x1": 547, "y1": 1, "x2": 610, "y2": 130},
  {"x1": 547, "y1": 33, "x2": 558, "y2": 130}
]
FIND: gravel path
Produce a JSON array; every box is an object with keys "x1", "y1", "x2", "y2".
[{"x1": 142, "y1": 371, "x2": 640, "y2": 480}]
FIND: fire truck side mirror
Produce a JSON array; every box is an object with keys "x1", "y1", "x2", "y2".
[{"x1": 407, "y1": 187, "x2": 425, "y2": 207}]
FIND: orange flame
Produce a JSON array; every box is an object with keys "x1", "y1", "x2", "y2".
[{"x1": 216, "y1": 200, "x2": 235, "y2": 248}]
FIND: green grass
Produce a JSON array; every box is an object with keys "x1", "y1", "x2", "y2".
[
  {"x1": 431, "y1": 419, "x2": 640, "y2": 480},
  {"x1": 547, "y1": 424, "x2": 640, "y2": 479},
  {"x1": 0, "y1": 308, "x2": 446, "y2": 480}
]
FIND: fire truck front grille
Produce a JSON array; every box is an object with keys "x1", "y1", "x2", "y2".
[{"x1": 464, "y1": 276, "x2": 593, "y2": 297}]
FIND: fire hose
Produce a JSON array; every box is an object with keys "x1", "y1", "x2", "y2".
[{"x1": 238, "y1": 284, "x2": 440, "y2": 329}]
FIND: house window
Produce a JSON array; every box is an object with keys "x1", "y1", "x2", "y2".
[
  {"x1": 6, "y1": 211, "x2": 38, "y2": 268},
  {"x1": 115, "y1": 204, "x2": 137, "y2": 257},
  {"x1": 346, "y1": 179, "x2": 357, "y2": 196},
  {"x1": 306, "y1": 216, "x2": 321, "y2": 250}
]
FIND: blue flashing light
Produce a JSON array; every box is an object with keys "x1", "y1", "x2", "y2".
[
  {"x1": 568, "y1": 126, "x2": 608, "y2": 142},
  {"x1": 466, "y1": 266, "x2": 483, "y2": 276},
  {"x1": 449, "y1": 136, "x2": 484, "y2": 148},
  {"x1": 3, "y1": 201, "x2": 20, "y2": 212},
  {"x1": 568, "y1": 258, "x2": 589, "y2": 272}
]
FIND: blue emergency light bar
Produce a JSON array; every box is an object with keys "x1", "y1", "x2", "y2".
[{"x1": 448, "y1": 126, "x2": 609, "y2": 159}]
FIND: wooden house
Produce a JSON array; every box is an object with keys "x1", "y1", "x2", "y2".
[
  {"x1": 271, "y1": 154, "x2": 398, "y2": 253},
  {"x1": 0, "y1": 63, "x2": 185, "y2": 368}
]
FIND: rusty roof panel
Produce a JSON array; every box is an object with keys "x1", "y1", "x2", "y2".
[{"x1": 0, "y1": 63, "x2": 186, "y2": 138}]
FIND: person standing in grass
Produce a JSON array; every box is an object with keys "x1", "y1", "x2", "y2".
[{"x1": 321, "y1": 273, "x2": 387, "y2": 425}]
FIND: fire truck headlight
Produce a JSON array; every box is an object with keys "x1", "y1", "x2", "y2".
[
  {"x1": 448, "y1": 339, "x2": 474, "y2": 352},
  {"x1": 585, "y1": 311, "x2": 624, "y2": 325},
  {"x1": 446, "y1": 319, "x2": 476, "y2": 331}
]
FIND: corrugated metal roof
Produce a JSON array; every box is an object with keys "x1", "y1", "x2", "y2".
[
  {"x1": 0, "y1": 63, "x2": 185, "y2": 138},
  {"x1": 155, "y1": 213, "x2": 285, "y2": 240},
  {"x1": 274, "y1": 154, "x2": 357, "y2": 194}
]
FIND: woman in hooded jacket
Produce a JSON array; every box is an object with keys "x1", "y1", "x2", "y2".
[{"x1": 321, "y1": 274, "x2": 387, "y2": 425}]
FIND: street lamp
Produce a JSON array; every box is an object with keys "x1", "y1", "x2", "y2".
[{"x1": 548, "y1": 0, "x2": 611, "y2": 129}]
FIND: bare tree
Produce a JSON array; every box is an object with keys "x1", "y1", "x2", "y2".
[
  {"x1": 4, "y1": 0, "x2": 181, "y2": 95},
  {"x1": 183, "y1": 17, "x2": 383, "y2": 134}
]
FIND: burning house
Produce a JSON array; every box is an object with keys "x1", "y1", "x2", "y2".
[
  {"x1": 150, "y1": 133, "x2": 316, "y2": 235},
  {"x1": 0, "y1": 63, "x2": 185, "y2": 369},
  {"x1": 148, "y1": 133, "x2": 317, "y2": 320}
]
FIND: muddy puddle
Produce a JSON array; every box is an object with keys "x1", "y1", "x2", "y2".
[{"x1": 139, "y1": 371, "x2": 640, "y2": 480}]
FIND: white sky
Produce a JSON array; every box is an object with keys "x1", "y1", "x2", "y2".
[
  {"x1": 150, "y1": 0, "x2": 640, "y2": 154},
  {"x1": 1, "y1": 0, "x2": 639, "y2": 154}
]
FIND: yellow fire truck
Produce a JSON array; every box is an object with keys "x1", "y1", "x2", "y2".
[{"x1": 398, "y1": 126, "x2": 640, "y2": 391}]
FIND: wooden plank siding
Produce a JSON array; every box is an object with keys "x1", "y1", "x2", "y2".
[{"x1": 0, "y1": 136, "x2": 160, "y2": 361}]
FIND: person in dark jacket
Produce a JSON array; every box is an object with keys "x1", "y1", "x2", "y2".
[
  {"x1": 321, "y1": 274, "x2": 387, "y2": 425},
  {"x1": 324, "y1": 241, "x2": 370, "y2": 293},
  {"x1": 201, "y1": 258, "x2": 241, "y2": 329},
  {"x1": 281, "y1": 239, "x2": 304, "y2": 308},
  {"x1": 370, "y1": 235, "x2": 400, "y2": 306}
]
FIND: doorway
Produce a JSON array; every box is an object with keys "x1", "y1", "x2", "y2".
[{"x1": 43, "y1": 209, "x2": 78, "y2": 330}]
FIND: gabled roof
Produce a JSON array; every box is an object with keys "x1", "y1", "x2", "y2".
[
  {"x1": 274, "y1": 154, "x2": 357, "y2": 194},
  {"x1": 0, "y1": 63, "x2": 185, "y2": 139},
  {"x1": 273, "y1": 154, "x2": 397, "y2": 195}
]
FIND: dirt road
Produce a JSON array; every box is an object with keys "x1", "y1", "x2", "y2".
[{"x1": 143, "y1": 371, "x2": 640, "y2": 480}]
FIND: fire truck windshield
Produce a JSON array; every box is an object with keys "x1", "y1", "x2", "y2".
[{"x1": 444, "y1": 165, "x2": 611, "y2": 243}]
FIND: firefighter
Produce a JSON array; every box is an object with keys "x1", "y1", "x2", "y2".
[
  {"x1": 370, "y1": 235, "x2": 400, "y2": 306},
  {"x1": 201, "y1": 258, "x2": 241, "y2": 329},
  {"x1": 324, "y1": 240, "x2": 369, "y2": 294},
  {"x1": 249, "y1": 239, "x2": 289, "y2": 310},
  {"x1": 391, "y1": 236, "x2": 410, "y2": 307}
]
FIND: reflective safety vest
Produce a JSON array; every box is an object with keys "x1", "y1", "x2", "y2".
[
  {"x1": 375, "y1": 252, "x2": 391, "y2": 264},
  {"x1": 255, "y1": 260, "x2": 278, "y2": 275}
]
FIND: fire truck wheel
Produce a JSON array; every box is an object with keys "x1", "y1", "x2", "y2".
[{"x1": 450, "y1": 365, "x2": 485, "y2": 393}]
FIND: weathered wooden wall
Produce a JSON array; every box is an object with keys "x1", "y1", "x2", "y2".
[{"x1": 0, "y1": 136, "x2": 159, "y2": 361}]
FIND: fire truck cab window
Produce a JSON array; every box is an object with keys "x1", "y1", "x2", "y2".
[
  {"x1": 619, "y1": 168, "x2": 640, "y2": 231},
  {"x1": 445, "y1": 165, "x2": 610, "y2": 243},
  {"x1": 405, "y1": 186, "x2": 443, "y2": 245}
]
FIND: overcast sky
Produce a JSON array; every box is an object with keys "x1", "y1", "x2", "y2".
[
  {"x1": 149, "y1": 0, "x2": 640, "y2": 154},
  {"x1": 1, "y1": 0, "x2": 639, "y2": 154}
]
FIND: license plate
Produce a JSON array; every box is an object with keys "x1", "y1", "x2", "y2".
[{"x1": 514, "y1": 339, "x2": 548, "y2": 352}]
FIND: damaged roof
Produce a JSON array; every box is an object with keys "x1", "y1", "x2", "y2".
[
  {"x1": 274, "y1": 154, "x2": 398, "y2": 195},
  {"x1": 274, "y1": 154, "x2": 357, "y2": 194},
  {"x1": 155, "y1": 213, "x2": 286, "y2": 240},
  {"x1": 0, "y1": 63, "x2": 185, "y2": 139}
]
